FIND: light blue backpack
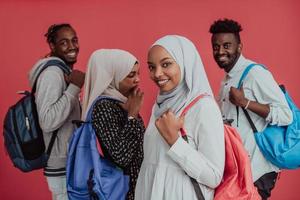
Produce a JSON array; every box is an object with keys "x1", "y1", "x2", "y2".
[
  {"x1": 66, "y1": 96, "x2": 129, "y2": 200},
  {"x1": 237, "y1": 63, "x2": 300, "y2": 169}
]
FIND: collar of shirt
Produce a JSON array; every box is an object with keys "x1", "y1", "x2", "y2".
[{"x1": 226, "y1": 54, "x2": 248, "y2": 79}]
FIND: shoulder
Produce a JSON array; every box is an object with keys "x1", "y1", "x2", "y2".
[
  {"x1": 38, "y1": 66, "x2": 65, "y2": 83},
  {"x1": 93, "y1": 98, "x2": 123, "y2": 113},
  {"x1": 43, "y1": 65, "x2": 65, "y2": 75},
  {"x1": 185, "y1": 96, "x2": 220, "y2": 117},
  {"x1": 246, "y1": 64, "x2": 274, "y2": 82}
]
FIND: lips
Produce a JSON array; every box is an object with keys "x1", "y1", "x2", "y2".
[
  {"x1": 66, "y1": 51, "x2": 78, "y2": 59},
  {"x1": 156, "y1": 79, "x2": 169, "y2": 87},
  {"x1": 217, "y1": 55, "x2": 229, "y2": 62}
]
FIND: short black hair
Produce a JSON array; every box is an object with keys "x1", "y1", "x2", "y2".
[
  {"x1": 209, "y1": 18, "x2": 242, "y2": 43},
  {"x1": 44, "y1": 23, "x2": 73, "y2": 44}
]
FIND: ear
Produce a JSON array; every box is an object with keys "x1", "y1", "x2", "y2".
[
  {"x1": 238, "y1": 43, "x2": 243, "y2": 53},
  {"x1": 49, "y1": 43, "x2": 55, "y2": 53}
]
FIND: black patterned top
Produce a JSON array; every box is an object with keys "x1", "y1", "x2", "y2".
[{"x1": 92, "y1": 98, "x2": 145, "y2": 200}]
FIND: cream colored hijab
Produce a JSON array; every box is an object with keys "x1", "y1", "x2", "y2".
[{"x1": 82, "y1": 49, "x2": 137, "y2": 120}]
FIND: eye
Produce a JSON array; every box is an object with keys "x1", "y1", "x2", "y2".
[
  {"x1": 59, "y1": 40, "x2": 68, "y2": 46},
  {"x1": 162, "y1": 62, "x2": 172, "y2": 68},
  {"x1": 148, "y1": 65, "x2": 155, "y2": 71},
  {"x1": 72, "y1": 38, "x2": 79, "y2": 44},
  {"x1": 223, "y1": 43, "x2": 230, "y2": 49},
  {"x1": 213, "y1": 45, "x2": 219, "y2": 51},
  {"x1": 127, "y1": 72, "x2": 136, "y2": 78}
]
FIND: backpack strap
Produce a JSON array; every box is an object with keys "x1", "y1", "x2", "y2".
[
  {"x1": 236, "y1": 63, "x2": 266, "y2": 130},
  {"x1": 33, "y1": 59, "x2": 71, "y2": 157},
  {"x1": 179, "y1": 93, "x2": 210, "y2": 200},
  {"x1": 32, "y1": 59, "x2": 71, "y2": 93},
  {"x1": 237, "y1": 63, "x2": 266, "y2": 89},
  {"x1": 46, "y1": 130, "x2": 58, "y2": 156},
  {"x1": 84, "y1": 96, "x2": 123, "y2": 157},
  {"x1": 179, "y1": 93, "x2": 209, "y2": 138}
]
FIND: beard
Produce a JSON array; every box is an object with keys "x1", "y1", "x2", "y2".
[{"x1": 215, "y1": 53, "x2": 240, "y2": 72}]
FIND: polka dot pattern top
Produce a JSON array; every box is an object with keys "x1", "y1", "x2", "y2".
[{"x1": 92, "y1": 98, "x2": 145, "y2": 200}]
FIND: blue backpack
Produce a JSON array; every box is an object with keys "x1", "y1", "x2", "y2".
[
  {"x1": 237, "y1": 63, "x2": 300, "y2": 169},
  {"x1": 3, "y1": 59, "x2": 71, "y2": 172},
  {"x1": 66, "y1": 96, "x2": 129, "y2": 200}
]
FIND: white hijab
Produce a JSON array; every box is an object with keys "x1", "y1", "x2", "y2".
[
  {"x1": 152, "y1": 35, "x2": 213, "y2": 118},
  {"x1": 82, "y1": 49, "x2": 137, "y2": 120}
]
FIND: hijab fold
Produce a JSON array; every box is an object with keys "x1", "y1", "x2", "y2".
[
  {"x1": 152, "y1": 35, "x2": 213, "y2": 118},
  {"x1": 82, "y1": 49, "x2": 137, "y2": 120}
]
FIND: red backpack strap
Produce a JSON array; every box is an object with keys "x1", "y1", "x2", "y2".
[{"x1": 180, "y1": 93, "x2": 210, "y2": 137}]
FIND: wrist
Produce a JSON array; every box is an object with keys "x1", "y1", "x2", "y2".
[
  {"x1": 128, "y1": 113, "x2": 138, "y2": 119},
  {"x1": 241, "y1": 98, "x2": 248, "y2": 107},
  {"x1": 167, "y1": 135, "x2": 179, "y2": 146},
  {"x1": 243, "y1": 99, "x2": 251, "y2": 109}
]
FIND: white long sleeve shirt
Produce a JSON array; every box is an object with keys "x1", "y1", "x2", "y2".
[
  {"x1": 218, "y1": 54, "x2": 293, "y2": 181},
  {"x1": 135, "y1": 96, "x2": 225, "y2": 200}
]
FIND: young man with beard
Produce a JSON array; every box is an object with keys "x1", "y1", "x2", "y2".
[
  {"x1": 28, "y1": 23, "x2": 85, "y2": 200},
  {"x1": 209, "y1": 19, "x2": 292, "y2": 200}
]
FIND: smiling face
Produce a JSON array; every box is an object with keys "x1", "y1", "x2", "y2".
[
  {"x1": 147, "y1": 45, "x2": 181, "y2": 93},
  {"x1": 50, "y1": 27, "x2": 79, "y2": 68},
  {"x1": 119, "y1": 63, "x2": 140, "y2": 97},
  {"x1": 211, "y1": 33, "x2": 242, "y2": 73}
]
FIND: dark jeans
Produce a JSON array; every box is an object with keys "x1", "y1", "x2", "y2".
[{"x1": 254, "y1": 172, "x2": 279, "y2": 200}]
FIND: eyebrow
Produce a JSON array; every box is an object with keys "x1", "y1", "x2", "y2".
[
  {"x1": 147, "y1": 57, "x2": 172, "y2": 65},
  {"x1": 56, "y1": 36, "x2": 78, "y2": 43},
  {"x1": 56, "y1": 38, "x2": 67, "y2": 43}
]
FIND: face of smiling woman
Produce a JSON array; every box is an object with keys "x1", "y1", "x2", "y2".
[{"x1": 147, "y1": 45, "x2": 181, "y2": 93}]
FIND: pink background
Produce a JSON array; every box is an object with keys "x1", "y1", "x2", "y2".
[{"x1": 1, "y1": 0, "x2": 299, "y2": 199}]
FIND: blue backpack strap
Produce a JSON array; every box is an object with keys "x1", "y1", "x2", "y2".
[
  {"x1": 236, "y1": 63, "x2": 267, "y2": 127},
  {"x1": 237, "y1": 63, "x2": 267, "y2": 89},
  {"x1": 86, "y1": 96, "x2": 122, "y2": 121},
  {"x1": 85, "y1": 96, "x2": 105, "y2": 122}
]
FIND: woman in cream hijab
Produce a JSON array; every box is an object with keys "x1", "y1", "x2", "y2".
[
  {"x1": 135, "y1": 35, "x2": 225, "y2": 200},
  {"x1": 82, "y1": 49, "x2": 145, "y2": 200}
]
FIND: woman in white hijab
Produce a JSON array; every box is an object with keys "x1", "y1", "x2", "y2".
[
  {"x1": 135, "y1": 35, "x2": 225, "y2": 200},
  {"x1": 82, "y1": 49, "x2": 145, "y2": 200}
]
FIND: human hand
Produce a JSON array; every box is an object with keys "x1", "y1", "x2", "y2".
[
  {"x1": 65, "y1": 69, "x2": 85, "y2": 89},
  {"x1": 121, "y1": 87, "x2": 144, "y2": 118},
  {"x1": 229, "y1": 85, "x2": 248, "y2": 107},
  {"x1": 155, "y1": 110, "x2": 184, "y2": 146}
]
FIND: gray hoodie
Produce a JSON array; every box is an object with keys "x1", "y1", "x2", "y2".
[{"x1": 28, "y1": 57, "x2": 81, "y2": 175}]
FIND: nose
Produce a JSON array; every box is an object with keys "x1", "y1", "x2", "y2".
[
  {"x1": 154, "y1": 66, "x2": 163, "y2": 78},
  {"x1": 134, "y1": 76, "x2": 140, "y2": 84},
  {"x1": 68, "y1": 41, "x2": 77, "y2": 50},
  {"x1": 218, "y1": 46, "x2": 226, "y2": 55}
]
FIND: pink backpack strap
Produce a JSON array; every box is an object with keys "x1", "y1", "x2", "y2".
[{"x1": 180, "y1": 93, "x2": 210, "y2": 137}]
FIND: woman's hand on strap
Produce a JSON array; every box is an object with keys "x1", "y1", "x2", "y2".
[{"x1": 155, "y1": 110, "x2": 184, "y2": 146}]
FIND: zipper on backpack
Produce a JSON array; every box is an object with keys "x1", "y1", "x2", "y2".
[
  {"x1": 21, "y1": 101, "x2": 34, "y2": 139},
  {"x1": 25, "y1": 117, "x2": 30, "y2": 131}
]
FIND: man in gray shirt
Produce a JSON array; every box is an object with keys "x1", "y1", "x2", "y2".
[{"x1": 28, "y1": 23, "x2": 85, "y2": 200}]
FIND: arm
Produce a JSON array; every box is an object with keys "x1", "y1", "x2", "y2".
[
  {"x1": 229, "y1": 87, "x2": 270, "y2": 118},
  {"x1": 248, "y1": 67, "x2": 292, "y2": 125},
  {"x1": 230, "y1": 67, "x2": 292, "y2": 125},
  {"x1": 160, "y1": 99, "x2": 225, "y2": 188},
  {"x1": 92, "y1": 100, "x2": 145, "y2": 168},
  {"x1": 35, "y1": 67, "x2": 80, "y2": 132}
]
